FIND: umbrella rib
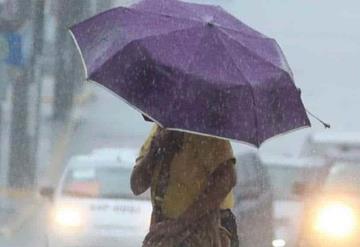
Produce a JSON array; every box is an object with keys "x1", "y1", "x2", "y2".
[
  {"x1": 186, "y1": 29, "x2": 212, "y2": 71},
  {"x1": 91, "y1": 5, "x2": 204, "y2": 28},
  {"x1": 218, "y1": 28, "x2": 291, "y2": 76},
  {"x1": 89, "y1": 25, "x2": 204, "y2": 79},
  {"x1": 133, "y1": 2, "x2": 218, "y2": 28},
  {"x1": 218, "y1": 25, "x2": 271, "y2": 40},
  {"x1": 75, "y1": 6, "x2": 204, "y2": 78},
  {"x1": 216, "y1": 31, "x2": 260, "y2": 146},
  {"x1": 210, "y1": 6, "x2": 268, "y2": 39},
  {"x1": 128, "y1": 5, "x2": 205, "y2": 27},
  {"x1": 133, "y1": 4, "x2": 266, "y2": 39}
]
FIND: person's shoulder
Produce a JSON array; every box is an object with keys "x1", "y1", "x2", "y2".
[{"x1": 150, "y1": 124, "x2": 159, "y2": 134}]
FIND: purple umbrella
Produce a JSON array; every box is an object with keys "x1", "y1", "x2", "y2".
[{"x1": 70, "y1": 0, "x2": 310, "y2": 146}]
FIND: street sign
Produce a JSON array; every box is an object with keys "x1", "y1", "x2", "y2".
[
  {"x1": 4, "y1": 32, "x2": 24, "y2": 67},
  {"x1": 0, "y1": 32, "x2": 24, "y2": 67},
  {"x1": 0, "y1": 32, "x2": 24, "y2": 101}
]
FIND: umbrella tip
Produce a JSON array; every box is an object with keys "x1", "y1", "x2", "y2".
[{"x1": 306, "y1": 109, "x2": 331, "y2": 129}]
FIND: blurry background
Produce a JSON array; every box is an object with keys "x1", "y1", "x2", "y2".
[{"x1": 0, "y1": 0, "x2": 359, "y2": 246}]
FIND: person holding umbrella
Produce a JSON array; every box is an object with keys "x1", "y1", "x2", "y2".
[
  {"x1": 131, "y1": 124, "x2": 237, "y2": 246},
  {"x1": 70, "y1": 0, "x2": 314, "y2": 246}
]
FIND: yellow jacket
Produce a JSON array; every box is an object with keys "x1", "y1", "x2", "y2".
[{"x1": 139, "y1": 125, "x2": 235, "y2": 219}]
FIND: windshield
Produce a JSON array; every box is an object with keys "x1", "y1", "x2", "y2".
[
  {"x1": 62, "y1": 166, "x2": 144, "y2": 199},
  {"x1": 323, "y1": 162, "x2": 360, "y2": 194}
]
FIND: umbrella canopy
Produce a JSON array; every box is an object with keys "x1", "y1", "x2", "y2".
[{"x1": 70, "y1": 0, "x2": 310, "y2": 146}]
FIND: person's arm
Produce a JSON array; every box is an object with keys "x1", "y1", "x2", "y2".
[
  {"x1": 131, "y1": 127, "x2": 181, "y2": 195},
  {"x1": 179, "y1": 158, "x2": 236, "y2": 225}
]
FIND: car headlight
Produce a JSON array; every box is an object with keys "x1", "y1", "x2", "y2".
[
  {"x1": 313, "y1": 202, "x2": 356, "y2": 238},
  {"x1": 272, "y1": 239, "x2": 286, "y2": 247},
  {"x1": 53, "y1": 206, "x2": 84, "y2": 228}
]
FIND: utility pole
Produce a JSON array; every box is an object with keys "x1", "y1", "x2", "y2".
[
  {"x1": 30, "y1": 0, "x2": 46, "y2": 186},
  {"x1": 52, "y1": 0, "x2": 91, "y2": 121},
  {"x1": 8, "y1": 62, "x2": 31, "y2": 188},
  {"x1": 7, "y1": 0, "x2": 34, "y2": 188},
  {"x1": 52, "y1": 1, "x2": 72, "y2": 121}
]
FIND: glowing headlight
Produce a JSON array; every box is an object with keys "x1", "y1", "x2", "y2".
[
  {"x1": 314, "y1": 202, "x2": 356, "y2": 238},
  {"x1": 272, "y1": 239, "x2": 286, "y2": 247},
  {"x1": 53, "y1": 206, "x2": 83, "y2": 228}
]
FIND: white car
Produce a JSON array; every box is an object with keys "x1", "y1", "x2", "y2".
[
  {"x1": 40, "y1": 148, "x2": 152, "y2": 247},
  {"x1": 301, "y1": 131, "x2": 360, "y2": 158},
  {"x1": 262, "y1": 155, "x2": 327, "y2": 247}
]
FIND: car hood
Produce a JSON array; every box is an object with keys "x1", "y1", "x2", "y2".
[{"x1": 53, "y1": 197, "x2": 152, "y2": 233}]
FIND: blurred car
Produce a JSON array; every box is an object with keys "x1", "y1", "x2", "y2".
[
  {"x1": 263, "y1": 155, "x2": 328, "y2": 247},
  {"x1": 233, "y1": 152, "x2": 273, "y2": 247},
  {"x1": 297, "y1": 158, "x2": 360, "y2": 247},
  {"x1": 40, "y1": 148, "x2": 151, "y2": 247},
  {"x1": 301, "y1": 131, "x2": 360, "y2": 158}
]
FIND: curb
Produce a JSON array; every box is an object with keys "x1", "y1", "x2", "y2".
[{"x1": 0, "y1": 87, "x2": 92, "y2": 237}]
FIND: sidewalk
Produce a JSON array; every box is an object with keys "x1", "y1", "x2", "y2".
[{"x1": 0, "y1": 75, "x2": 93, "y2": 237}]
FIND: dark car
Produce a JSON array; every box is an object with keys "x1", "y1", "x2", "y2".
[
  {"x1": 233, "y1": 152, "x2": 274, "y2": 247},
  {"x1": 297, "y1": 159, "x2": 360, "y2": 247}
]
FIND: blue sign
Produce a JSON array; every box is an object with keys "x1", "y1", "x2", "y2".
[
  {"x1": 0, "y1": 32, "x2": 24, "y2": 67},
  {"x1": 4, "y1": 32, "x2": 24, "y2": 67}
]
